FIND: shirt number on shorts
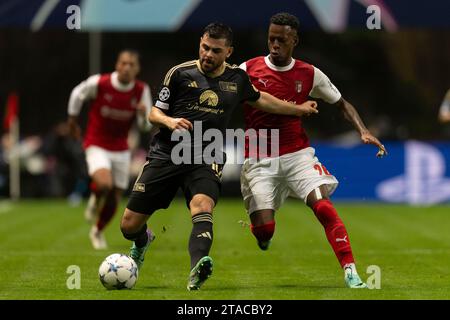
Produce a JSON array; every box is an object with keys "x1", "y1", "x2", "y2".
[{"x1": 314, "y1": 164, "x2": 331, "y2": 176}]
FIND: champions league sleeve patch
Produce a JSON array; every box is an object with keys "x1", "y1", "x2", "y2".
[{"x1": 159, "y1": 87, "x2": 170, "y2": 102}]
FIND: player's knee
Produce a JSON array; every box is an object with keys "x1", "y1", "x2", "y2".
[
  {"x1": 189, "y1": 195, "x2": 214, "y2": 214},
  {"x1": 250, "y1": 210, "x2": 274, "y2": 226},
  {"x1": 121, "y1": 223, "x2": 146, "y2": 241},
  {"x1": 306, "y1": 187, "x2": 330, "y2": 208},
  {"x1": 95, "y1": 182, "x2": 113, "y2": 195},
  {"x1": 251, "y1": 220, "x2": 275, "y2": 242},
  {"x1": 120, "y1": 220, "x2": 132, "y2": 238},
  {"x1": 120, "y1": 214, "x2": 139, "y2": 237},
  {"x1": 120, "y1": 220, "x2": 143, "y2": 240},
  {"x1": 120, "y1": 208, "x2": 149, "y2": 237},
  {"x1": 91, "y1": 169, "x2": 114, "y2": 194}
]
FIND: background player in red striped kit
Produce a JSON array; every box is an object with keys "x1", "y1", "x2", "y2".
[
  {"x1": 67, "y1": 50, "x2": 152, "y2": 249},
  {"x1": 240, "y1": 13, "x2": 387, "y2": 288}
]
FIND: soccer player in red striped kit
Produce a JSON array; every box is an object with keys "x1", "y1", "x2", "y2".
[
  {"x1": 240, "y1": 13, "x2": 387, "y2": 288},
  {"x1": 67, "y1": 50, "x2": 152, "y2": 249}
]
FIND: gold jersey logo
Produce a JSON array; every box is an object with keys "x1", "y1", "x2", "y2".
[{"x1": 199, "y1": 90, "x2": 219, "y2": 107}]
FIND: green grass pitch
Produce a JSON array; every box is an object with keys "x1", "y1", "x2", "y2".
[{"x1": 0, "y1": 198, "x2": 449, "y2": 300}]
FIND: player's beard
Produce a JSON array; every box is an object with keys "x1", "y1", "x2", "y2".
[{"x1": 200, "y1": 58, "x2": 218, "y2": 73}]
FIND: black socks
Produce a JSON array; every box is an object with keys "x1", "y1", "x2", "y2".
[
  {"x1": 188, "y1": 212, "x2": 213, "y2": 269},
  {"x1": 122, "y1": 224, "x2": 148, "y2": 248}
]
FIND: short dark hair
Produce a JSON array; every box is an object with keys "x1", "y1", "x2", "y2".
[
  {"x1": 270, "y1": 12, "x2": 300, "y2": 35},
  {"x1": 118, "y1": 49, "x2": 141, "y2": 63},
  {"x1": 203, "y1": 22, "x2": 233, "y2": 46}
]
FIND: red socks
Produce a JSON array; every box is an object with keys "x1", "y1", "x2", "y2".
[
  {"x1": 250, "y1": 200, "x2": 355, "y2": 269},
  {"x1": 91, "y1": 181, "x2": 117, "y2": 232},
  {"x1": 90, "y1": 181, "x2": 99, "y2": 196},
  {"x1": 96, "y1": 190, "x2": 118, "y2": 231},
  {"x1": 312, "y1": 199, "x2": 354, "y2": 267},
  {"x1": 251, "y1": 220, "x2": 275, "y2": 242}
]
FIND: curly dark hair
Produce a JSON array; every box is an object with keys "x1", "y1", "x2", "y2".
[
  {"x1": 270, "y1": 12, "x2": 299, "y2": 34},
  {"x1": 203, "y1": 22, "x2": 234, "y2": 46}
]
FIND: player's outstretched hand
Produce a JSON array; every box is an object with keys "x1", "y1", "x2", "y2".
[
  {"x1": 361, "y1": 132, "x2": 387, "y2": 158},
  {"x1": 298, "y1": 100, "x2": 318, "y2": 117},
  {"x1": 167, "y1": 117, "x2": 193, "y2": 131}
]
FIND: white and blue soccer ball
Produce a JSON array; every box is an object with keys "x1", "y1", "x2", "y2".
[{"x1": 99, "y1": 253, "x2": 138, "y2": 290}]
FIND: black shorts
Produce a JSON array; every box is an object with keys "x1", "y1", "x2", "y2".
[{"x1": 127, "y1": 159, "x2": 223, "y2": 215}]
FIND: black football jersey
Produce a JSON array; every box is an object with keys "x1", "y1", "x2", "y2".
[{"x1": 149, "y1": 60, "x2": 260, "y2": 163}]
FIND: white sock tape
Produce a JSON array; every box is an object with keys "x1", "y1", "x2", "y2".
[{"x1": 314, "y1": 188, "x2": 322, "y2": 200}]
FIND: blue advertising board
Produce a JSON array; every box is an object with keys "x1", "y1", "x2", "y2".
[{"x1": 312, "y1": 141, "x2": 450, "y2": 204}]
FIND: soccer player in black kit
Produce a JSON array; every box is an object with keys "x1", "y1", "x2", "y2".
[{"x1": 120, "y1": 22, "x2": 319, "y2": 291}]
